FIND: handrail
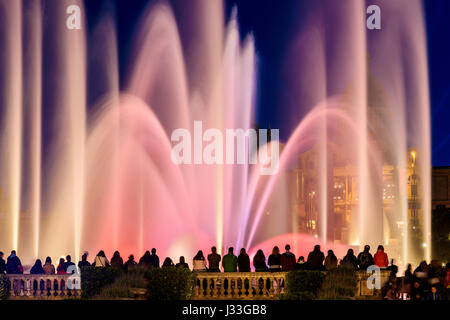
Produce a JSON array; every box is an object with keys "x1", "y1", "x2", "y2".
[{"x1": 6, "y1": 274, "x2": 81, "y2": 299}]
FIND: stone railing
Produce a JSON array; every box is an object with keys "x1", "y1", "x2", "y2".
[
  {"x1": 193, "y1": 272, "x2": 286, "y2": 300},
  {"x1": 6, "y1": 274, "x2": 81, "y2": 299},
  {"x1": 5, "y1": 269, "x2": 391, "y2": 300},
  {"x1": 193, "y1": 270, "x2": 392, "y2": 300}
]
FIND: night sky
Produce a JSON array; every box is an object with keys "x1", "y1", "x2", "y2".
[{"x1": 83, "y1": 0, "x2": 450, "y2": 167}]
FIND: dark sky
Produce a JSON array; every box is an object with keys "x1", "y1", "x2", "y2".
[{"x1": 83, "y1": 0, "x2": 450, "y2": 167}]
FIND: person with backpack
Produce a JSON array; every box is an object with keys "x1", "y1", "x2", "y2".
[
  {"x1": 6, "y1": 250, "x2": 23, "y2": 274},
  {"x1": 93, "y1": 250, "x2": 110, "y2": 267},
  {"x1": 280, "y1": 244, "x2": 296, "y2": 271},
  {"x1": 357, "y1": 245, "x2": 374, "y2": 270}
]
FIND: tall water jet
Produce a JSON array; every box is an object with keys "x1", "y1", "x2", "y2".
[
  {"x1": 41, "y1": 0, "x2": 86, "y2": 261},
  {"x1": 23, "y1": 0, "x2": 43, "y2": 259},
  {"x1": 0, "y1": 0, "x2": 23, "y2": 253}
]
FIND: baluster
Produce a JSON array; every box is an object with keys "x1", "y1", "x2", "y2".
[
  {"x1": 273, "y1": 277, "x2": 278, "y2": 295},
  {"x1": 218, "y1": 276, "x2": 223, "y2": 298},
  {"x1": 212, "y1": 276, "x2": 219, "y2": 298},
  {"x1": 251, "y1": 276, "x2": 256, "y2": 298},
  {"x1": 57, "y1": 279, "x2": 63, "y2": 297},
  {"x1": 268, "y1": 276, "x2": 274, "y2": 296},
  {"x1": 207, "y1": 278, "x2": 213, "y2": 297},
  {"x1": 10, "y1": 278, "x2": 16, "y2": 297},
  {"x1": 229, "y1": 277, "x2": 235, "y2": 297},
  {"x1": 24, "y1": 279, "x2": 29, "y2": 297}
]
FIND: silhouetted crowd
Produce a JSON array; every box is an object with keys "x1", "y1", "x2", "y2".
[{"x1": 1, "y1": 243, "x2": 449, "y2": 300}]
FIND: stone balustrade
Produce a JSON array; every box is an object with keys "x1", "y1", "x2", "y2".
[
  {"x1": 193, "y1": 270, "x2": 392, "y2": 300},
  {"x1": 193, "y1": 272, "x2": 286, "y2": 300},
  {"x1": 6, "y1": 274, "x2": 81, "y2": 299},
  {"x1": 5, "y1": 269, "x2": 391, "y2": 300}
]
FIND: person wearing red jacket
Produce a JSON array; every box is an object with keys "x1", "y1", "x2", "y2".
[{"x1": 373, "y1": 245, "x2": 389, "y2": 268}]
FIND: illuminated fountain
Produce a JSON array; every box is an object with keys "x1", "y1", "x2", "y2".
[{"x1": 0, "y1": 0, "x2": 430, "y2": 267}]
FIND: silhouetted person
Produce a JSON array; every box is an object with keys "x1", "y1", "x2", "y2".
[
  {"x1": 124, "y1": 254, "x2": 137, "y2": 271},
  {"x1": 94, "y1": 250, "x2": 110, "y2": 267},
  {"x1": 43, "y1": 257, "x2": 55, "y2": 275},
  {"x1": 237, "y1": 248, "x2": 251, "y2": 272},
  {"x1": 356, "y1": 245, "x2": 374, "y2": 270},
  {"x1": 139, "y1": 251, "x2": 152, "y2": 268},
  {"x1": 307, "y1": 245, "x2": 325, "y2": 270},
  {"x1": 78, "y1": 253, "x2": 90, "y2": 269},
  {"x1": 222, "y1": 247, "x2": 238, "y2": 272},
  {"x1": 0, "y1": 252, "x2": 6, "y2": 274},
  {"x1": 268, "y1": 246, "x2": 281, "y2": 272},
  {"x1": 176, "y1": 256, "x2": 189, "y2": 269},
  {"x1": 404, "y1": 264, "x2": 413, "y2": 284},
  {"x1": 387, "y1": 259, "x2": 398, "y2": 277},
  {"x1": 30, "y1": 259, "x2": 44, "y2": 274},
  {"x1": 193, "y1": 250, "x2": 207, "y2": 272},
  {"x1": 207, "y1": 246, "x2": 221, "y2": 272},
  {"x1": 324, "y1": 250, "x2": 338, "y2": 270},
  {"x1": 149, "y1": 248, "x2": 160, "y2": 268},
  {"x1": 341, "y1": 249, "x2": 357, "y2": 269},
  {"x1": 6, "y1": 250, "x2": 22, "y2": 274},
  {"x1": 111, "y1": 251, "x2": 123, "y2": 269},
  {"x1": 57, "y1": 258, "x2": 66, "y2": 274},
  {"x1": 162, "y1": 257, "x2": 174, "y2": 267},
  {"x1": 295, "y1": 256, "x2": 307, "y2": 270},
  {"x1": 65, "y1": 255, "x2": 76, "y2": 273},
  {"x1": 373, "y1": 245, "x2": 388, "y2": 268},
  {"x1": 253, "y1": 249, "x2": 267, "y2": 272},
  {"x1": 280, "y1": 244, "x2": 296, "y2": 271}
]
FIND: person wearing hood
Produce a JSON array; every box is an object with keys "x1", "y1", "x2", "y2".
[
  {"x1": 341, "y1": 249, "x2": 357, "y2": 269},
  {"x1": 357, "y1": 245, "x2": 374, "y2": 270},
  {"x1": 373, "y1": 245, "x2": 389, "y2": 268},
  {"x1": 6, "y1": 250, "x2": 23, "y2": 274}
]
